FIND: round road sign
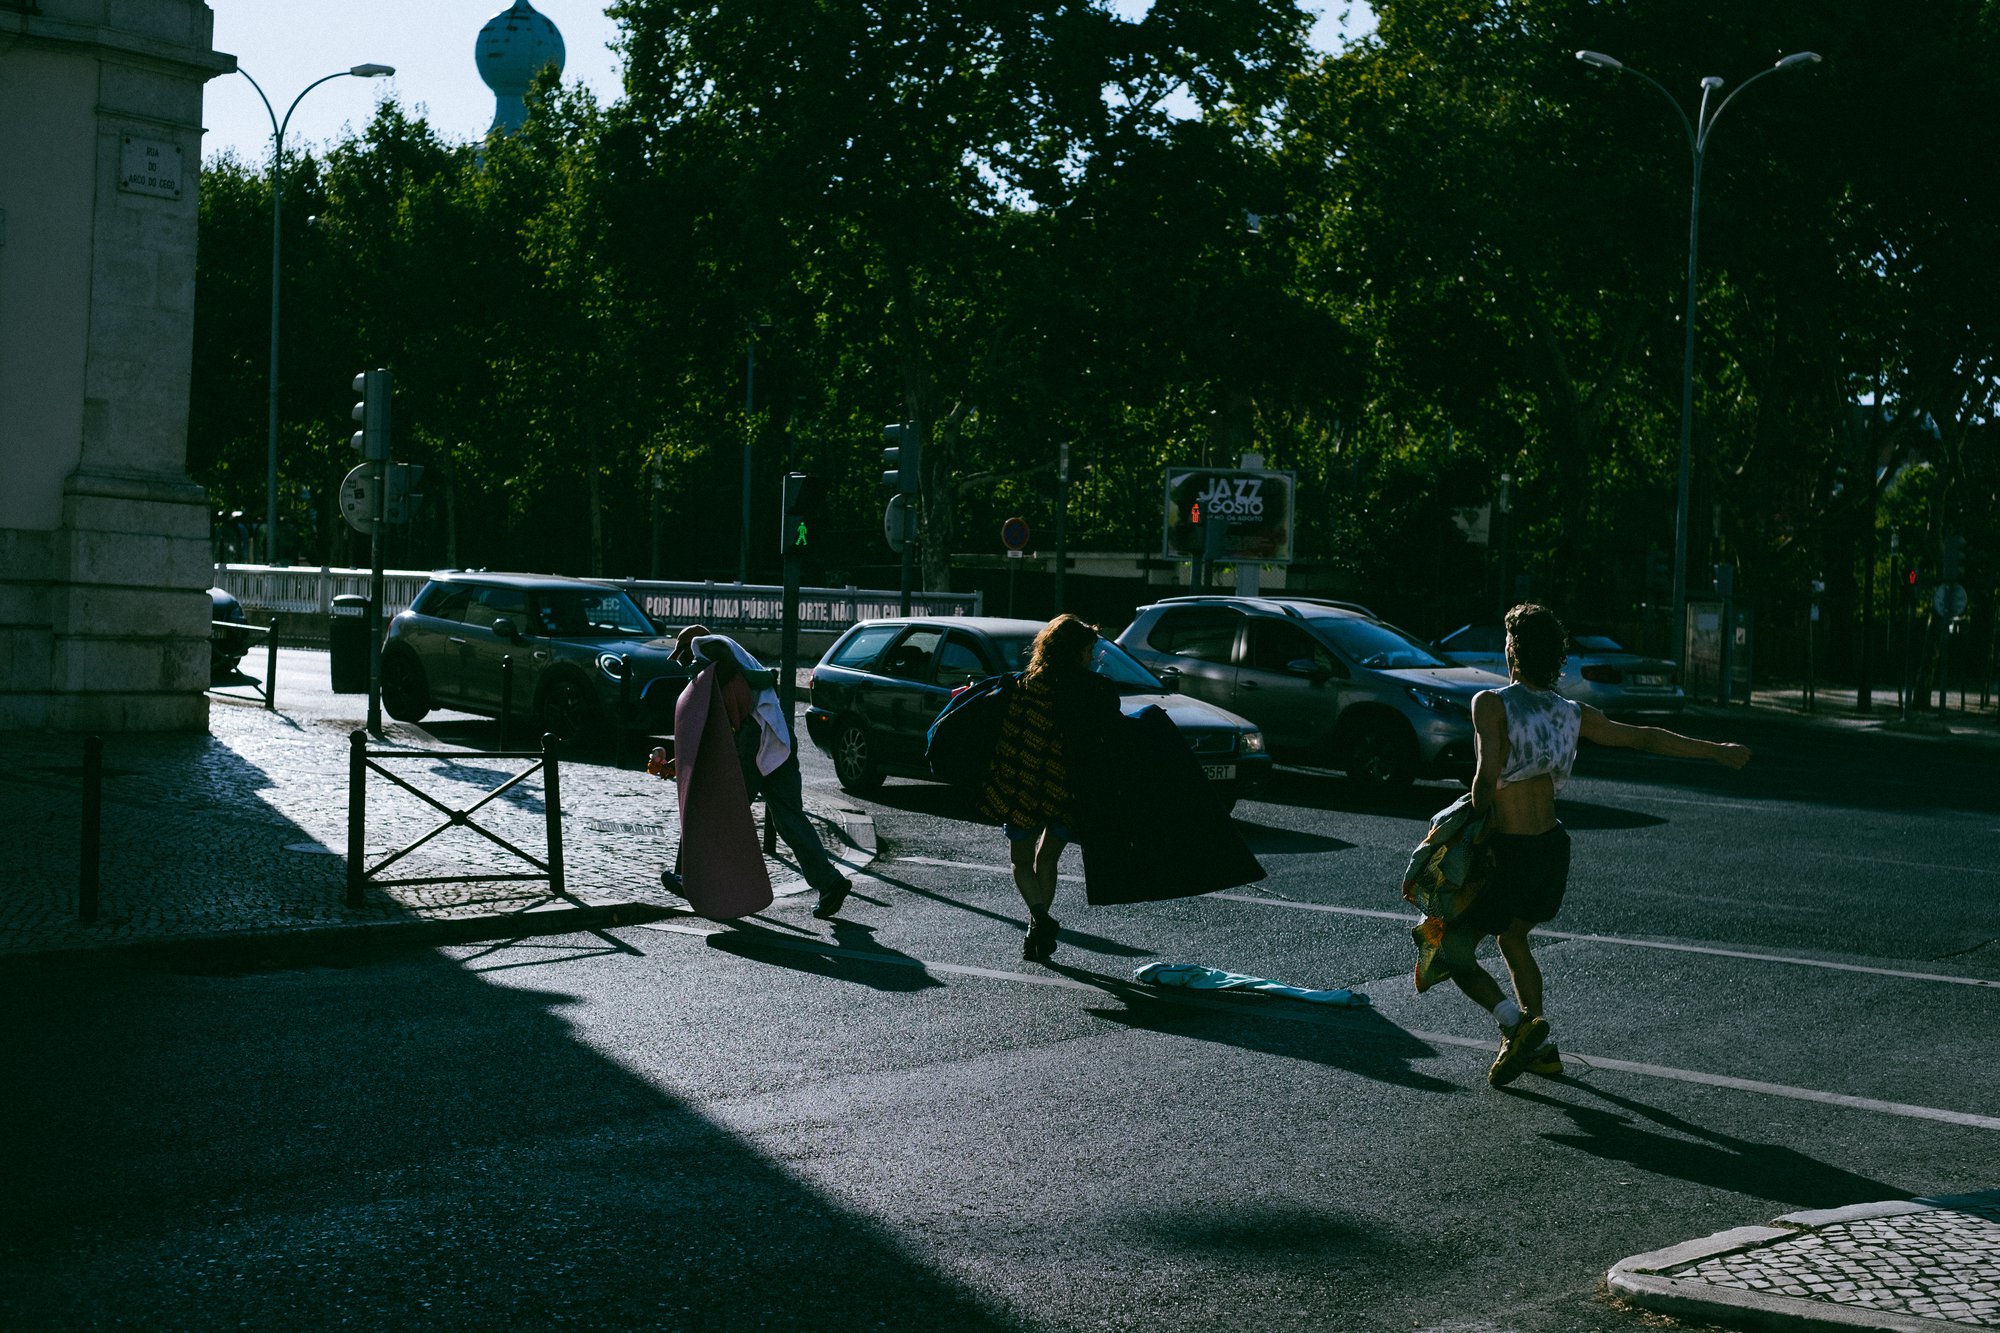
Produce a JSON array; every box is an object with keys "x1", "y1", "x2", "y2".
[
  {"x1": 1001, "y1": 516, "x2": 1030, "y2": 551},
  {"x1": 1934, "y1": 581, "x2": 1969, "y2": 619}
]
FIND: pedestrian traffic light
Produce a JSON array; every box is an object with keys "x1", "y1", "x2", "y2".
[
  {"x1": 350, "y1": 368, "x2": 392, "y2": 462},
  {"x1": 1943, "y1": 533, "x2": 1966, "y2": 581},
  {"x1": 1905, "y1": 565, "x2": 1919, "y2": 604},
  {"x1": 780, "y1": 472, "x2": 826, "y2": 555},
  {"x1": 880, "y1": 422, "x2": 920, "y2": 494}
]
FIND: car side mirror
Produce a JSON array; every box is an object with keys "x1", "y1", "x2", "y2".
[
  {"x1": 1288, "y1": 657, "x2": 1335, "y2": 683},
  {"x1": 492, "y1": 617, "x2": 521, "y2": 641}
]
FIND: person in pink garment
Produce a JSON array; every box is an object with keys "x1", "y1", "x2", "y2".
[{"x1": 652, "y1": 625, "x2": 852, "y2": 920}]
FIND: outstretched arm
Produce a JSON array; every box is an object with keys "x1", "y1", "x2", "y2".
[{"x1": 1579, "y1": 705, "x2": 1751, "y2": 768}]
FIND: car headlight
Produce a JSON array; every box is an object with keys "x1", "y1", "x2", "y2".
[
  {"x1": 597, "y1": 653, "x2": 628, "y2": 680},
  {"x1": 1407, "y1": 686, "x2": 1470, "y2": 718},
  {"x1": 1239, "y1": 730, "x2": 1266, "y2": 755}
]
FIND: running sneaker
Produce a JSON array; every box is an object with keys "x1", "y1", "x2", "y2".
[
  {"x1": 1524, "y1": 1041, "x2": 1563, "y2": 1078},
  {"x1": 1488, "y1": 1016, "x2": 1550, "y2": 1087}
]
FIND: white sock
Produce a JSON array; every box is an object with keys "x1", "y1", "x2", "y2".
[{"x1": 1493, "y1": 998, "x2": 1524, "y2": 1031}]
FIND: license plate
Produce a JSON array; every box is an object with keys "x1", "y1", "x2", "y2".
[
  {"x1": 1202, "y1": 764, "x2": 1236, "y2": 781},
  {"x1": 1631, "y1": 675, "x2": 1668, "y2": 687}
]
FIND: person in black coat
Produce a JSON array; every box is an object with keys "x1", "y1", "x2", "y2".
[{"x1": 975, "y1": 614, "x2": 1119, "y2": 960}]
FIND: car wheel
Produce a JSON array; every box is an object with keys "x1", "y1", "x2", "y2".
[
  {"x1": 381, "y1": 647, "x2": 431, "y2": 723},
  {"x1": 832, "y1": 722, "x2": 884, "y2": 793},
  {"x1": 1342, "y1": 715, "x2": 1417, "y2": 789},
  {"x1": 538, "y1": 675, "x2": 602, "y2": 748}
]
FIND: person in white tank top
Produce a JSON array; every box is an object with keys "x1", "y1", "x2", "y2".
[{"x1": 1442, "y1": 604, "x2": 1752, "y2": 1088}]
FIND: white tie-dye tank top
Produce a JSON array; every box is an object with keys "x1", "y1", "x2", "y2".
[{"x1": 1498, "y1": 683, "x2": 1581, "y2": 793}]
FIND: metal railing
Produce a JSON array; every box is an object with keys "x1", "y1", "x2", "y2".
[
  {"x1": 346, "y1": 729, "x2": 566, "y2": 908},
  {"x1": 214, "y1": 565, "x2": 984, "y2": 639}
]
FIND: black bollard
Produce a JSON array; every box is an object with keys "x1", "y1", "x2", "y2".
[
  {"x1": 346, "y1": 728, "x2": 367, "y2": 908},
  {"x1": 618, "y1": 655, "x2": 633, "y2": 766},
  {"x1": 263, "y1": 623, "x2": 279, "y2": 711},
  {"x1": 79, "y1": 735, "x2": 102, "y2": 923},
  {"x1": 499, "y1": 655, "x2": 514, "y2": 751},
  {"x1": 543, "y1": 732, "x2": 566, "y2": 898}
]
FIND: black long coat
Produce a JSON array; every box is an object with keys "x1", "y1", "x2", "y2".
[{"x1": 927, "y1": 674, "x2": 1264, "y2": 905}]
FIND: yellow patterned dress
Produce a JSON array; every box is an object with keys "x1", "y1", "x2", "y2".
[{"x1": 977, "y1": 671, "x2": 1074, "y2": 832}]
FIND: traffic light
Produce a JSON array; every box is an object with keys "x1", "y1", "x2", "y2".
[
  {"x1": 350, "y1": 368, "x2": 392, "y2": 462},
  {"x1": 1905, "y1": 565, "x2": 1919, "y2": 605},
  {"x1": 880, "y1": 422, "x2": 920, "y2": 494},
  {"x1": 1943, "y1": 533, "x2": 1966, "y2": 581},
  {"x1": 384, "y1": 463, "x2": 424, "y2": 525},
  {"x1": 780, "y1": 472, "x2": 826, "y2": 555}
]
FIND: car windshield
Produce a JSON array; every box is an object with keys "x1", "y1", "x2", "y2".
[
  {"x1": 986, "y1": 634, "x2": 1164, "y2": 691},
  {"x1": 1572, "y1": 634, "x2": 1625, "y2": 653},
  {"x1": 532, "y1": 588, "x2": 656, "y2": 638},
  {"x1": 1312, "y1": 615, "x2": 1451, "y2": 670}
]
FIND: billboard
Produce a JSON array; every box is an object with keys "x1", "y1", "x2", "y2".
[{"x1": 1161, "y1": 467, "x2": 1296, "y2": 563}]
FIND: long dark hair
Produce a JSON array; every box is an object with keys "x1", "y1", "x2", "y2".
[{"x1": 1025, "y1": 614, "x2": 1098, "y2": 681}]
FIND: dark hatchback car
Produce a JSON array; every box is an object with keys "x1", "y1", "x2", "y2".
[
  {"x1": 803, "y1": 616, "x2": 1272, "y2": 809},
  {"x1": 380, "y1": 572, "x2": 695, "y2": 742}
]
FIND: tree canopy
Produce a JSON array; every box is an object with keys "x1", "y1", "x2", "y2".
[{"x1": 189, "y1": 0, "x2": 2000, "y2": 679}]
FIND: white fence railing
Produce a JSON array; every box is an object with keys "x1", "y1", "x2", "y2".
[{"x1": 213, "y1": 565, "x2": 984, "y2": 640}]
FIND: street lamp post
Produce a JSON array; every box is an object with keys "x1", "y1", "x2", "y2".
[
  {"x1": 238, "y1": 64, "x2": 395, "y2": 567},
  {"x1": 1576, "y1": 49, "x2": 1819, "y2": 662}
]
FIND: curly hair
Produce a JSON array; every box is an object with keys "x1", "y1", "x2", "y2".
[
  {"x1": 1025, "y1": 613, "x2": 1099, "y2": 681},
  {"x1": 1504, "y1": 603, "x2": 1568, "y2": 689}
]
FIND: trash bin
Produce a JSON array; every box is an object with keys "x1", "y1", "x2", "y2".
[{"x1": 330, "y1": 594, "x2": 372, "y2": 694}]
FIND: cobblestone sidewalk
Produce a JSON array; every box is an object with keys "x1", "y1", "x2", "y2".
[
  {"x1": 1611, "y1": 1193, "x2": 2000, "y2": 1330},
  {"x1": 0, "y1": 696, "x2": 875, "y2": 963}
]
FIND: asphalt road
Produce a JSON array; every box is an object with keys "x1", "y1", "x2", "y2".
[{"x1": 4, "y1": 664, "x2": 1995, "y2": 1331}]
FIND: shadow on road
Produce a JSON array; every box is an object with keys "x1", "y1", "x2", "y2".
[
  {"x1": 707, "y1": 918, "x2": 947, "y2": 993},
  {"x1": 1503, "y1": 1078, "x2": 1905, "y2": 1208},
  {"x1": 1052, "y1": 965, "x2": 1460, "y2": 1095},
  {"x1": 856, "y1": 865, "x2": 1155, "y2": 959},
  {"x1": 0, "y1": 950, "x2": 1020, "y2": 1329}
]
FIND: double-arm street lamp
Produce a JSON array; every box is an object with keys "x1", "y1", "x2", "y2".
[
  {"x1": 238, "y1": 64, "x2": 395, "y2": 566},
  {"x1": 1576, "y1": 48, "x2": 1819, "y2": 659}
]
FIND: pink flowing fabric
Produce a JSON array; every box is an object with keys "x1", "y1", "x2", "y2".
[{"x1": 672, "y1": 667, "x2": 772, "y2": 920}]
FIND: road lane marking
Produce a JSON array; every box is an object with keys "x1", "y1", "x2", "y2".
[
  {"x1": 635, "y1": 922, "x2": 2000, "y2": 1132},
  {"x1": 896, "y1": 857, "x2": 2000, "y2": 989}
]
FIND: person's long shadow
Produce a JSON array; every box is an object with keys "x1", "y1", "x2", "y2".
[
  {"x1": 1048, "y1": 963, "x2": 1460, "y2": 1095},
  {"x1": 1503, "y1": 1079, "x2": 1905, "y2": 1208},
  {"x1": 861, "y1": 865, "x2": 1155, "y2": 959},
  {"x1": 707, "y1": 917, "x2": 946, "y2": 993}
]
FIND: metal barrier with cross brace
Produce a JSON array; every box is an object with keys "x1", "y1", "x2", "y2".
[{"x1": 346, "y1": 729, "x2": 566, "y2": 909}]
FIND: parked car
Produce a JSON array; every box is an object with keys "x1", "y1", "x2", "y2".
[
  {"x1": 380, "y1": 572, "x2": 696, "y2": 742},
  {"x1": 1115, "y1": 596, "x2": 1506, "y2": 788},
  {"x1": 803, "y1": 616, "x2": 1272, "y2": 809},
  {"x1": 1432, "y1": 623, "x2": 1686, "y2": 716},
  {"x1": 209, "y1": 586, "x2": 249, "y2": 679}
]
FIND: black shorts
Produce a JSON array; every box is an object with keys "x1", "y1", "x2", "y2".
[{"x1": 1463, "y1": 825, "x2": 1571, "y2": 936}]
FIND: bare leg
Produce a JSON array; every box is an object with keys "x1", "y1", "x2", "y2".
[
  {"x1": 1496, "y1": 921, "x2": 1543, "y2": 1018},
  {"x1": 1008, "y1": 836, "x2": 1049, "y2": 910},
  {"x1": 1448, "y1": 960, "x2": 1506, "y2": 1013},
  {"x1": 1033, "y1": 832, "x2": 1067, "y2": 908}
]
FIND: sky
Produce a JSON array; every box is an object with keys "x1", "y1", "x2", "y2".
[{"x1": 203, "y1": 1, "x2": 1369, "y2": 165}]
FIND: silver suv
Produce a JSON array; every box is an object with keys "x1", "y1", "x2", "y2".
[{"x1": 1115, "y1": 596, "x2": 1504, "y2": 787}]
